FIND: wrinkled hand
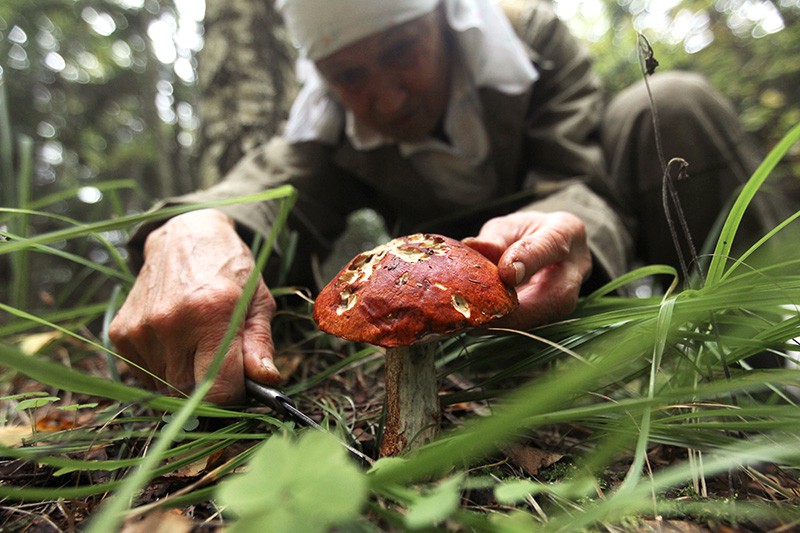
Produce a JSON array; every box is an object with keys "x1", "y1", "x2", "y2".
[
  {"x1": 109, "y1": 209, "x2": 281, "y2": 404},
  {"x1": 463, "y1": 211, "x2": 592, "y2": 329}
]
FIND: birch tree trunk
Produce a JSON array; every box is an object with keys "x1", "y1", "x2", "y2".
[{"x1": 197, "y1": 0, "x2": 297, "y2": 188}]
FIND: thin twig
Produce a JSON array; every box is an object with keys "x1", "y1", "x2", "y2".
[{"x1": 637, "y1": 34, "x2": 702, "y2": 286}]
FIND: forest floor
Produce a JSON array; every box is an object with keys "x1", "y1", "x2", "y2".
[{"x1": 2, "y1": 339, "x2": 800, "y2": 532}]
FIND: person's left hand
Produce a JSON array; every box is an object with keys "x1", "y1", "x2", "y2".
[{"x1": 463, "y1": 211, "x2": 592, "y2": 329}]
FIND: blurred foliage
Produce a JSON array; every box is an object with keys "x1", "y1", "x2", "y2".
[
  {"x1": 0, "y1": 0, "x2": 201, "y2": 310},
  {"x1": 0, "y1": 0, "x2": 201, "y2": 209},
  {"x1": 1, "y1": 3, "x2": 799, "y2": 527},
  {"x1": 1, "y1": 0, "x2": 799, "y2": 309},
  {"x1": 566, "y1": 0, "x2": 800, "y2": 182}
]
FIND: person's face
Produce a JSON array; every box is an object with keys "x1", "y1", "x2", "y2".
[{"x1": 315, "y1": 8, "x2": 451, "y2": 143}]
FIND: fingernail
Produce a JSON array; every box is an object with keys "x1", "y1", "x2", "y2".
[
  {"x1": 512, "y1": 261, "x2": 525, "y2": 285},
  {"x1": 261, "y1": 357, "x2": 278, "y2": 373},
  {"x1": 260, "y1": 357, "x2": 281, "y2": 384}
]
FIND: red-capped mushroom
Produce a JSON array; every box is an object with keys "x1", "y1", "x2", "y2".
[{"x1": 313, "y1": 233, "x2": 518, "y2": 456}]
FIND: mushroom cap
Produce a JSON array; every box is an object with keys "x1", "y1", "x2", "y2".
[{"x1": 313, "y1": 233, "x2": 518, "y2": 347}]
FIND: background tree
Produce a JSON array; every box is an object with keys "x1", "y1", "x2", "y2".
[
  {"x1": 0, "y1": 0, "x2": 201, "y2": 206},
  {"x1": 196, "y1": 0, "x2": 295, "y2": 188},
  {"x1": 0, "y1": 0, "x2": 203, "y2": 308}
]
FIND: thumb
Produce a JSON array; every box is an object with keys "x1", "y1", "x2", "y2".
[
  {"x1": 463, "y1": 237, "x2": 521, "y2": 287},
  {"x1": 462, "y1": 237, "x2": 505, "y2": 264},
  {"x1": 242, "y1": 280, "x2": 282, "y2": 385}
]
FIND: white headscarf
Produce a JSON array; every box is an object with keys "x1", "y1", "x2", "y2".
[
  {"x1": 277, "y1": 0, "x2": 440, "y2": 61},
  {"x1": 277, "y1": 0, "x2": 538, "y2": 204}
]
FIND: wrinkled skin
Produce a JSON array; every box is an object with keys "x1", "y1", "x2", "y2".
[
  {"x1": 109, "y1": 209, "x2": 281, "y2": 404},
  {"x1": 315, "y1": 8, "x2": 451, "y2": 143},
  {"x1": 463, "y1": 211, "x2": 592, "y2": 329}
]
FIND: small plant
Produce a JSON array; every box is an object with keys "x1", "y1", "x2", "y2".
[
  {"x1": 58, "y1": 402, "x2": 99, "y2": 427},
  {"x1": 8, "y1": 392, "x2": 58, "y2": 435},
  {"x1": 217, "y1": 431, "x2": 368, "y2": 532}
]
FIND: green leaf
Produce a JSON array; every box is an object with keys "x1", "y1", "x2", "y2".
[
  {"x1": 217, "y1": 431, "x2": 368, "y2": 533},
  {"x1": 488, "y1": 509, "x2": 540, "y2": 531},
  {"x1": 57, "y1": 402, "x2": 99, "y2": 412},
  {"x1": 494, "y1": 479, "x2": 539, "y2": 505},
  {"x1": 15, "y1": 396, "x2": 60, "y2": 411},
  {"x1": 162, "y1": 413, "x2": 200, "y2": 432},
  {"x1": 0, "y1": 391, "x2": 49, "y2": 402},
  {"x1": 404, "y1": 474, "x2": 463, "y2": 529},
  {"x1": 367, "y1": 456, "x2": 408, "y2": 477},
  {"x1": 705, "y1": 120, "x2": 800, "y2": 287}
]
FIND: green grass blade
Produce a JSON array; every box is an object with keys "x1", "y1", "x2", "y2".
[
  {"x1": 0, "y1": 77, "x2": 13, "y2": 207},
  {"x1": 26, "y1": 179, "x2": 147, "y2": 211},
  {"x1": 9, "y1": 135, "x2": 33, "y2": 309},
  {"x1": 546, "y1": 438, "x2": 800, "y2": 531},
  {"x1": 581, "y1": 264, "x2": 678, "y2": 304},
  {"x1": 0, "y1": 302, "x2": 108, "y2": 337},
  {"x1": 706, "y1": 121, "x2": 800, "y2": 287},
  {"x1": 0, "y1": 186, "x2": 297, "y2": 255},
  {"x1": 719, "y1": 208, "x2": 800, "y2": 284},
  {"x1": 0, "y1": 340, "x2": 243, "y2": 418},
  {"x1": 618, "y1": 295, "x2": 677, "y2": 495},
  {"x1": 0, "y1": 229, "x2": 135, "y2": 283}
]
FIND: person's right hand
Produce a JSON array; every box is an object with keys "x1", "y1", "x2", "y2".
[
  {"x1": 463, "y1": 210, "x2": 592, "y2": 330},
  {"x1": 109, "y1": 208, "x2": 281, "y2": 404}
]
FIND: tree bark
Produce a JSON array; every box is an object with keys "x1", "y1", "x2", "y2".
[
  {"x1": 139, "y1": 6, "x2": 178, "y2": 198},
  {"x1": 197, "y1": 0, "x2": 296, "y2": 188}
]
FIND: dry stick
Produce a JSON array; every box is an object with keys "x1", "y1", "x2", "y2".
[
  {"x1": 662, "y1": 158, "x2": 699, "y2": 283},
  {"x1": 636, "y1": 39, "x2": 736, "y2": 375},
  {"x1": 636, "y1": 34, "x2": 741, "y2": 496},
  {"x1": 637, "y1": 34, "x2": 702, "y2": 285}
]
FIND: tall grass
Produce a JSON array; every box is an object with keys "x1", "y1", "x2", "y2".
[
  {"x1": 1, "y1": 78, "x2": 33, "y2": 311},
  {"x1": 0, "y1": 77, "x2": 13, "y2": 212},
  {"x1": 0, "y1": 120, "x2": 799, "y2": 531}
]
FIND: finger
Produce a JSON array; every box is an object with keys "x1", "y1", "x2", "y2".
[
  {"x1": 461, "y1": 237, "x2": 506, "y2": 264},
  {"x1": 497, "y1": 215, "x2": 582, "y2": 287},
  {"x1": 162, "y1": 344, "x2": 197, "y2": 396},
  {"x1": 186, "y1": 292, "x2": 247, "y2": 404},
  {"x1": 114, "y1": 342, "x2": 160, "y2": 391},
  {"x1": 493, "y1": 262, "x2": 583, "y2": 328},
  {"x1": 114, "y1": 308, "x2": 199, "y2": 396},
  {"x1": 194, "y1": 332, "x2": 246, "y2": 405},
  {"x1": 109, "y1": 316, "x2": 163, "y2": 391},
  {"x1": 242, "y1": 280, "x2": 282, "y2": 386}
]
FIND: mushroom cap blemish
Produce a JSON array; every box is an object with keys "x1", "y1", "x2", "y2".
[{"x1": 313, "y1": 233, "x2": 518, "y2": 347}]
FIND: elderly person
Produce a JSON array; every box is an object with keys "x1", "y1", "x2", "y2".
[{"x1": 109, "y1": 0, "x2": 787, "y2": 403}]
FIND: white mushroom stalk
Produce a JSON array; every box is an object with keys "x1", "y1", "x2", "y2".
[
  {"x1": 382, "y1": 343, "x2": 439, "y2": 456},
  {"x1": 314, "y1": 233, "x2": 518, "y2": 456}
]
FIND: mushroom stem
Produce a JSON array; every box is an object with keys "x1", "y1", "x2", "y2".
[{"x1": 380, "y1": 343, "x2": 441, "y2": 456}]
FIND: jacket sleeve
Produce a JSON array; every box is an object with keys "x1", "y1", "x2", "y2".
[
  {"x1": 127, "y1": 137, "x2": 370, "y2": 284},
  {"x1": 507, "y1": 1, "x2": 632, "y2": 281}
]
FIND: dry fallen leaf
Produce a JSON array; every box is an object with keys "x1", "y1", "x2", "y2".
[
  {"x1": 164, "y1": 457, "x2": 211, "y2": 480},
  {"x1": 638, "y1": 519, "x2": 711, "y2": 533},
  {"x1": 273, "y1": 349, "x2": 304, "y2": 384},
  {"x1": 120, "y1": 509, "x2": 194, "y2": 533},
  {"x1": 504, "y1": 444, "x2": 563, "y2": 477},
  {"x1": 17, "y1": 331, "x2": 65, "y2": 355},
  {"x1": 36, "y1": 412, "x2": 77, "y2": 432},
  {"x1": 0, "y1": 425, "x2": 35, "y2": 447}
]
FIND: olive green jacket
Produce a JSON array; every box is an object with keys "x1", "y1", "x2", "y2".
[{"x1": 131, "y1": 2, "x2": 631, "y2": 286}]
